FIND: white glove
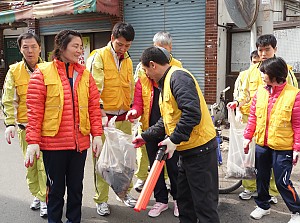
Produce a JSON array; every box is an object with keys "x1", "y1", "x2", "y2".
[
  {"x1": 243, "y1": 138, "x2": 251, "y2": 154},
  {"x1": 102, "y1": 116, "x2": 108, "y2": 127},
  {"x1": 5, "y1": 126, "x2": 16, "y2": 144},
  {"x1": 25, "y1": 144, "x2": 40, "y2": 168},
  {"x1": 92, "y1": 136, "x2": 103, "y2": 158},
  {"x1": 235, "y1": 109, "x2": 243, "y2": 123},
  {"x1": 126, "y1": 109, "x2": 138, "y2": 122},
  {"x1": 158, "y1": 137, "x2": 177, "y2": 159},
  {"x1": 293, "y1": 151, "x2": 300, "y2": 166}
]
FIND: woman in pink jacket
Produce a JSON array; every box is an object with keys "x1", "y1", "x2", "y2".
[
  {"x1": 243, "y1": 57, "x2": 300, "y2": 223},
  {"x1": 25, "y1": 30, "x2": 103, "y2": 223}
]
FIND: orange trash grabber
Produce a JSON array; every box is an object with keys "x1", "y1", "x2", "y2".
[{"x1": 134, "y1": 145, "x2": 167, "y2": 212}]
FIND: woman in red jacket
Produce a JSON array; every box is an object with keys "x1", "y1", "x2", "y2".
[
  {"x1": 25, "y1": 30, "x2": 103, "y2": 223},
  {"x1": 243, "y1": 57, "x2": 300, "y2": 222}
]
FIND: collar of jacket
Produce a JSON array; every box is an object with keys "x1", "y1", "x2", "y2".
[
  {"x1": 108, "y1": 41, "x2": 130, "y2": 59},
  {"x1": 23, "y1": 57, "x2": 44, "y2": 73}
]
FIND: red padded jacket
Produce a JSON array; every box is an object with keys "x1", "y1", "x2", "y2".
[{"x1": 26, "y1": 59, "x2": 102, "y2": 151}]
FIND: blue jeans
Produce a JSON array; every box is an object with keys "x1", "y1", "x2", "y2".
[{"x1": 255, "y1": 144, "x2": 300, "y2": 213}]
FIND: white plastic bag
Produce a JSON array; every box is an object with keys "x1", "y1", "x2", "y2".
[
  {"x1": 226, "y1": 109, "x2": 256, "y2": 179},
  {"x1": 96, "y1": 116, "x2": 140, "y2": 200}
]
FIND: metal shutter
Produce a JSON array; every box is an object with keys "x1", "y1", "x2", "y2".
[
  {"x1": 124, "y1": 0, "x2": 206, "y2": 89},
  {"x1": 39, "y1": 13, "x2": 112, "y2": 35}
]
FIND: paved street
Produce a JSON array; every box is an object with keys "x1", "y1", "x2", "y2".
[{"x1": 1, "y1": 116, "x2": 300, "y2": 223}]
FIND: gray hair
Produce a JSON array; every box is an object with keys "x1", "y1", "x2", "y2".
[{"x1": 153, "y1": 31, "x2": 172, "y2": 46}]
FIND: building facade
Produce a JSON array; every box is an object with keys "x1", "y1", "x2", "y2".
[
  {"x1": 0, "y1": 0, "x2": 218, "y2": 104},
  {"x1": 218, "y1": 0, "x2": 300, "y2": 101}
]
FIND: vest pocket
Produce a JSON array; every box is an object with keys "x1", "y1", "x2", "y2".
[
  {"x1": 45, "y1": 84, "x2": 60, "y2": 106},
  {"x1": 79, "y1": 106, "x2": 90, "y2": 136},
  {"x1": 279, "y1": 106, "x2": 292, "y2": 122},
  {"x1": 42, "y1": 84, "x2": 61, "y2": 134},
  {"x1": 16, "y1": 84, "x2": 28, "y2": 96},
  {"x1": 42, "y1": 106, "x2": 60, "y2": 131}
]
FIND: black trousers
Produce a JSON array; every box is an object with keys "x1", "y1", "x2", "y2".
[
  {"x1": 146, "y1": 139, "x2": 179, "y2": 204},
  {"x1": 177, "y1": 139, "x2": 220, "y2": 223},
  {"x1": 43, "y1": 149, "x2": 87, "y2": 223}
]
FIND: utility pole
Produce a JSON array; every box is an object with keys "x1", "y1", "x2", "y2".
[{"x1": 256, "y1": 0, "x2": 274, "y2": 36}]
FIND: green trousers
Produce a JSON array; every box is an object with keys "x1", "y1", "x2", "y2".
[
  {"x1": 134, "y1": 127, "x2": 168, "y2": 182},
  {"x1": 18, "y1": 128, "x2": 47, "y2": 202},
  {"x1": 242, "y1": 169, "x2": 279, "y2": 196},
  {"x1": 93, "y1": 120, "x2": 133, "y2": 204},
  {"x1": 135, "y1": 145, "x2": 149, "y2": 181}
]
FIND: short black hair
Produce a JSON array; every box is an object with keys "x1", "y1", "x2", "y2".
[
  {"x1": 250, "y1": 50, "x2": 259, "y2": 60},
  {"x1": 259, "y1": 57, "x2": 288, "y2": 83},
  {"x1": 17, "y1": 32, "x2": 41, "y2": 49},
  {"x1": 256, "y1": 34, "x2": 277, "y2": 49},
  {"x1": 112, "y1": 22, "x2": 135, "y2": 41},
  {"x1": 141, "y1": 46, "x2": 170, "y2": 67}
]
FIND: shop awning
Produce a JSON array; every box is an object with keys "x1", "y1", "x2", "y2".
[{"x1": 0, "y1": 0, "x2": 120, "y2": 25}]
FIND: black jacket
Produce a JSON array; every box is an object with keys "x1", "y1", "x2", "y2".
[{"x1": 141, "y1": 67, "x2": 201, "y2": 144}]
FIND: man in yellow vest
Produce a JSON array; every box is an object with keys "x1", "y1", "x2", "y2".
[
  {"x1": 1, "y1": 32, "x2": 47, "y2": 218},
  {"x1": 228, "y1": 34, "x2": 298, "y2": 203},
  {"x1": 132, "y1": 31, "x2": 182, "y2": 194},
  {"x1": 243, "y1": 57, "x2": 300, "y2": 222},
  {"x1": 86, "y1": 22, "x2": 136, "y2": 216},
  {"x1": 133, "y1": 46, "x2": 220, "y2": 223},
  {"x1": 233, "y1": 50, "x2": 260, "y2": 123}
]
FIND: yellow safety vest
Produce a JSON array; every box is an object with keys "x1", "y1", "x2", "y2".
[
  {"x1": 159, "y1": 66, "x2": 216, "y2": 151},
  {"x1": 255, "y1": 84, "x2": 299, "y2": 150},
  {"x1": 169, "y1": 56, "x2": 182, "y2": 68},
  {"x1": 96, "y1": 47, "x2": 133, "y2": 111},
  {"x1": 37, "y1": 62, "x2": 91, "y2": 136},
  {"x1": 139, "y1": 74, "x2": 153, "y2": 131},
  {"x1": 11, "y1": 61, "x2": 30, "y2": 123}
]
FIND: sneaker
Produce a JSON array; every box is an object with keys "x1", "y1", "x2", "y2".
[
  {"x1": 250, "y1": 206, "x2": 270, "y2": 220},
  {"x1": 116, "y1": 194, "x2": 137, "y2": 208},
  {"x1": 268, "y1": 196, "x2": 278, "y2": 204},
  {"x1": 239, "y1": 190, "x2": 258, "y2": 200},
  {"x1": 288, "y1": 212, "x2": 300, "y2": 223},
  {"x1": 40, "y1": 201, "x2": 47, "y2": 218},
  {"x1": 30, "y1": 197, "x2": 40, "y2": 210},
  {"x1": 134, "y1": 179, "x2": 145, "y2": 192},
  {"x1": 96, "y1": 202, "x2": 110, "y2": 216},
  {"x1": 173, "y1": 200, "x2": 179, "y2": 217},
  {"x1": 148, "y1": 202, "x2": 168, "y2": 217}
]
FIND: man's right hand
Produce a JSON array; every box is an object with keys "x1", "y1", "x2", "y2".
[
  {"x1": 132, "y1": 135, "x2": 146, "y2": 148},
  {"x1": 227, "y1": 101, "x2": 238, "y2": 109},
  {"x1": 126, "y1": 109, "x2": 138, "y2": 123},
  {"x1": 5, "y1": 126, "x2": 16, "y2": 144}
]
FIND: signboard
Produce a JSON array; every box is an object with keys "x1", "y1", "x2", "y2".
[
  {"x1": 78, "y1": 36, "x2": 90, "y2": 65},
  {"x1": 261, "y1": 0, "x2": 271, "y2": 4}
]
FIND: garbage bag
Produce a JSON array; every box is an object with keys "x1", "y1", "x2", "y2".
[
  {"x1": 226, "y1": 109, "x2": 256, "y2": 179},
  {"x1": 96, "y1": 116, "x2": 140, "y2": 200}
]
